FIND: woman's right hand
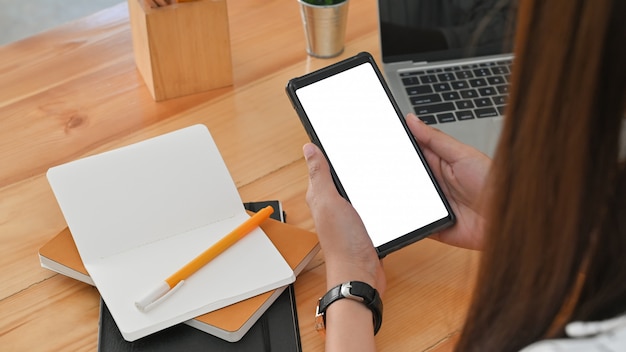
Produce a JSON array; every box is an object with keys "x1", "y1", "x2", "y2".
[{"x1": 407, "y1": 113, "x2": 491, "y2": 250}]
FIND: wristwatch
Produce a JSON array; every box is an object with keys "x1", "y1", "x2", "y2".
[{"x1": 315, "y1": 281, "x2": 383, "y2": 336}]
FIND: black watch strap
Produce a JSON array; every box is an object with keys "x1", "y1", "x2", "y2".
[{"x1": 315, "y1": 281, "x2": 383, "y2": 335}]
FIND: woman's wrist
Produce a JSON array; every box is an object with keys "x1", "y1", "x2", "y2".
[
  {"x1": 324, "y1": 298, "x2": 378, "y2": 351},
  {"x1": 324, "y1": 257, "x2": 385, "y2": 296},
  {"x1": 317, "y1": 280, "x2": 384, "y2": 339}
]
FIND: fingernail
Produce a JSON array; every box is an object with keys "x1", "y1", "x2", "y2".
[
  {"x1": 408, "y1": 113, "x2": 422, "y2": 123},
  {"x1": 303, "y1": 143, "x2": 316, "y2": 161}
]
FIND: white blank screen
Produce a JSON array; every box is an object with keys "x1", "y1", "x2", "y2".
[{"x1": 295, "y1": 62, "x2": 449, "y2": 247}]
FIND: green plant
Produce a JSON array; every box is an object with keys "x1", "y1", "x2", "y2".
[{"x1": 301, "y1": 0, "x2": 346, "y2": 5}]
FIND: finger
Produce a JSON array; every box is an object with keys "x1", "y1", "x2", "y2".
[
  {"x1": 420, "y1": 144, "x2": 447, "y2": 187},
  {"x1": 406, "y1": 113, "x2": 467, "y2": 164},
  {"x1": 303, "y1": 143, "x2": 338, "y2": 204},
  {"x1": 303, "y1": 143, "x2": 327, "y2": 186},
  {"x1": 405, "y1": 115, "x2": 454, "y2": 191}
]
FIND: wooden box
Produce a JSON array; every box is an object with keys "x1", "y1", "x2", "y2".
[{"x1": 127, "y1": 0, "x2": 233, "y2": 101}]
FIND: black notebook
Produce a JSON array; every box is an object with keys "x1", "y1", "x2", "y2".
[{"x1": 98, "y1": 284, "x2": 302, "y2": 352}]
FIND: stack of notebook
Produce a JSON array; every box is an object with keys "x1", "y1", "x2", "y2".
[
  {"x1": 40, "y1": 202, "x2": 318, "y2": 350},
  {"x1": 39, "y1": 125, "x2": 320, "y2": 350}
]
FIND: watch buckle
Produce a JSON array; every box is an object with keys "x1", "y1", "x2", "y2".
[{"x1": 340, "y1": 282, "x2": 365, "y2": 302}]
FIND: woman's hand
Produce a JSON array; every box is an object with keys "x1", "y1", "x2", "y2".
[
  {"x1": 304, "y1": 143, "x2": 384, "y2": 351},
  {"x1": 407, "y1": 113, "x2": 491, "y2": 250},
  {"x1": 303, "y1": 143, "x2": 386, "y2": 295}
]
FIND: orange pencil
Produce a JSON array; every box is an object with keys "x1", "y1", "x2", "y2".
[{"x1": 135, "y1": 205, "x2": 274, "y2": 311}]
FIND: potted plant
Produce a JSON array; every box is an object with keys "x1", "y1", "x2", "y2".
[{"x1": 298, "y1": 0, "x2": 349, "y2": 58}]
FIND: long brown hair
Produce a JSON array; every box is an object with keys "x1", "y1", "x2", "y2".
[{"x1": 455, "y1": 0, "x2": 626, "y2": 350}]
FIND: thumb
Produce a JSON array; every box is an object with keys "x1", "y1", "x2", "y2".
[{"x1": 303, "y1": 143, "x2": 336, "y2": 203}]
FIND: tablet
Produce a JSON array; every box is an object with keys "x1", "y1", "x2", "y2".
[{"x1": 286, "y1": 52, "x2": 455, "y2": 257}]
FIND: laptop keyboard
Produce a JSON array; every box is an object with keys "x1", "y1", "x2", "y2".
[{"x1": 400, "y1": 60, "x2": 512, "y2": 124}]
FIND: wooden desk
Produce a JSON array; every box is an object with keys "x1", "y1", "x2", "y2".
[{"x1": 0, "y1": 1, "x2": 479, "y2": 350}]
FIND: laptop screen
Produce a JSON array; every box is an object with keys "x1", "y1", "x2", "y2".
[{"x1": 379, "y1": 0, "x2": 518, "y2": 63}]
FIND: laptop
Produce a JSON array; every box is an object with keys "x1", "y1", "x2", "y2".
[{"x1": 378, "y1": 0, "x2": 518, "y2": 156}]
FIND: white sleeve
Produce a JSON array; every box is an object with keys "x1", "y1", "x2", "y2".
[{"x1": 520, "y1": 315, "x2": 626, "y2": 352}]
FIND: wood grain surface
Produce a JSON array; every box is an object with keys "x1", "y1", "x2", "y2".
[{"x1": 0, "y1": 1, "x2": 478, "y2": 350}]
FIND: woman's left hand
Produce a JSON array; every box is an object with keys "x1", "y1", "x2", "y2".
[{"x1": 303, "y1": 143, "x2": 386, "y2": 295}]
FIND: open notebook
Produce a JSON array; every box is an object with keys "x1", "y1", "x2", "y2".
[{"x1": 46, "y1": 125, "x2": 295, "y2": 341}]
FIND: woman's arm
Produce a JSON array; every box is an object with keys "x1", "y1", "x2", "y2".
[{"x1": 303, "y1": 143, "x2": 384, "y2": 351}]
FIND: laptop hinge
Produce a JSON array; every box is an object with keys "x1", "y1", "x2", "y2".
[{"x1": 384, "y1": 61, "x2": 428, "y2": 71}]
